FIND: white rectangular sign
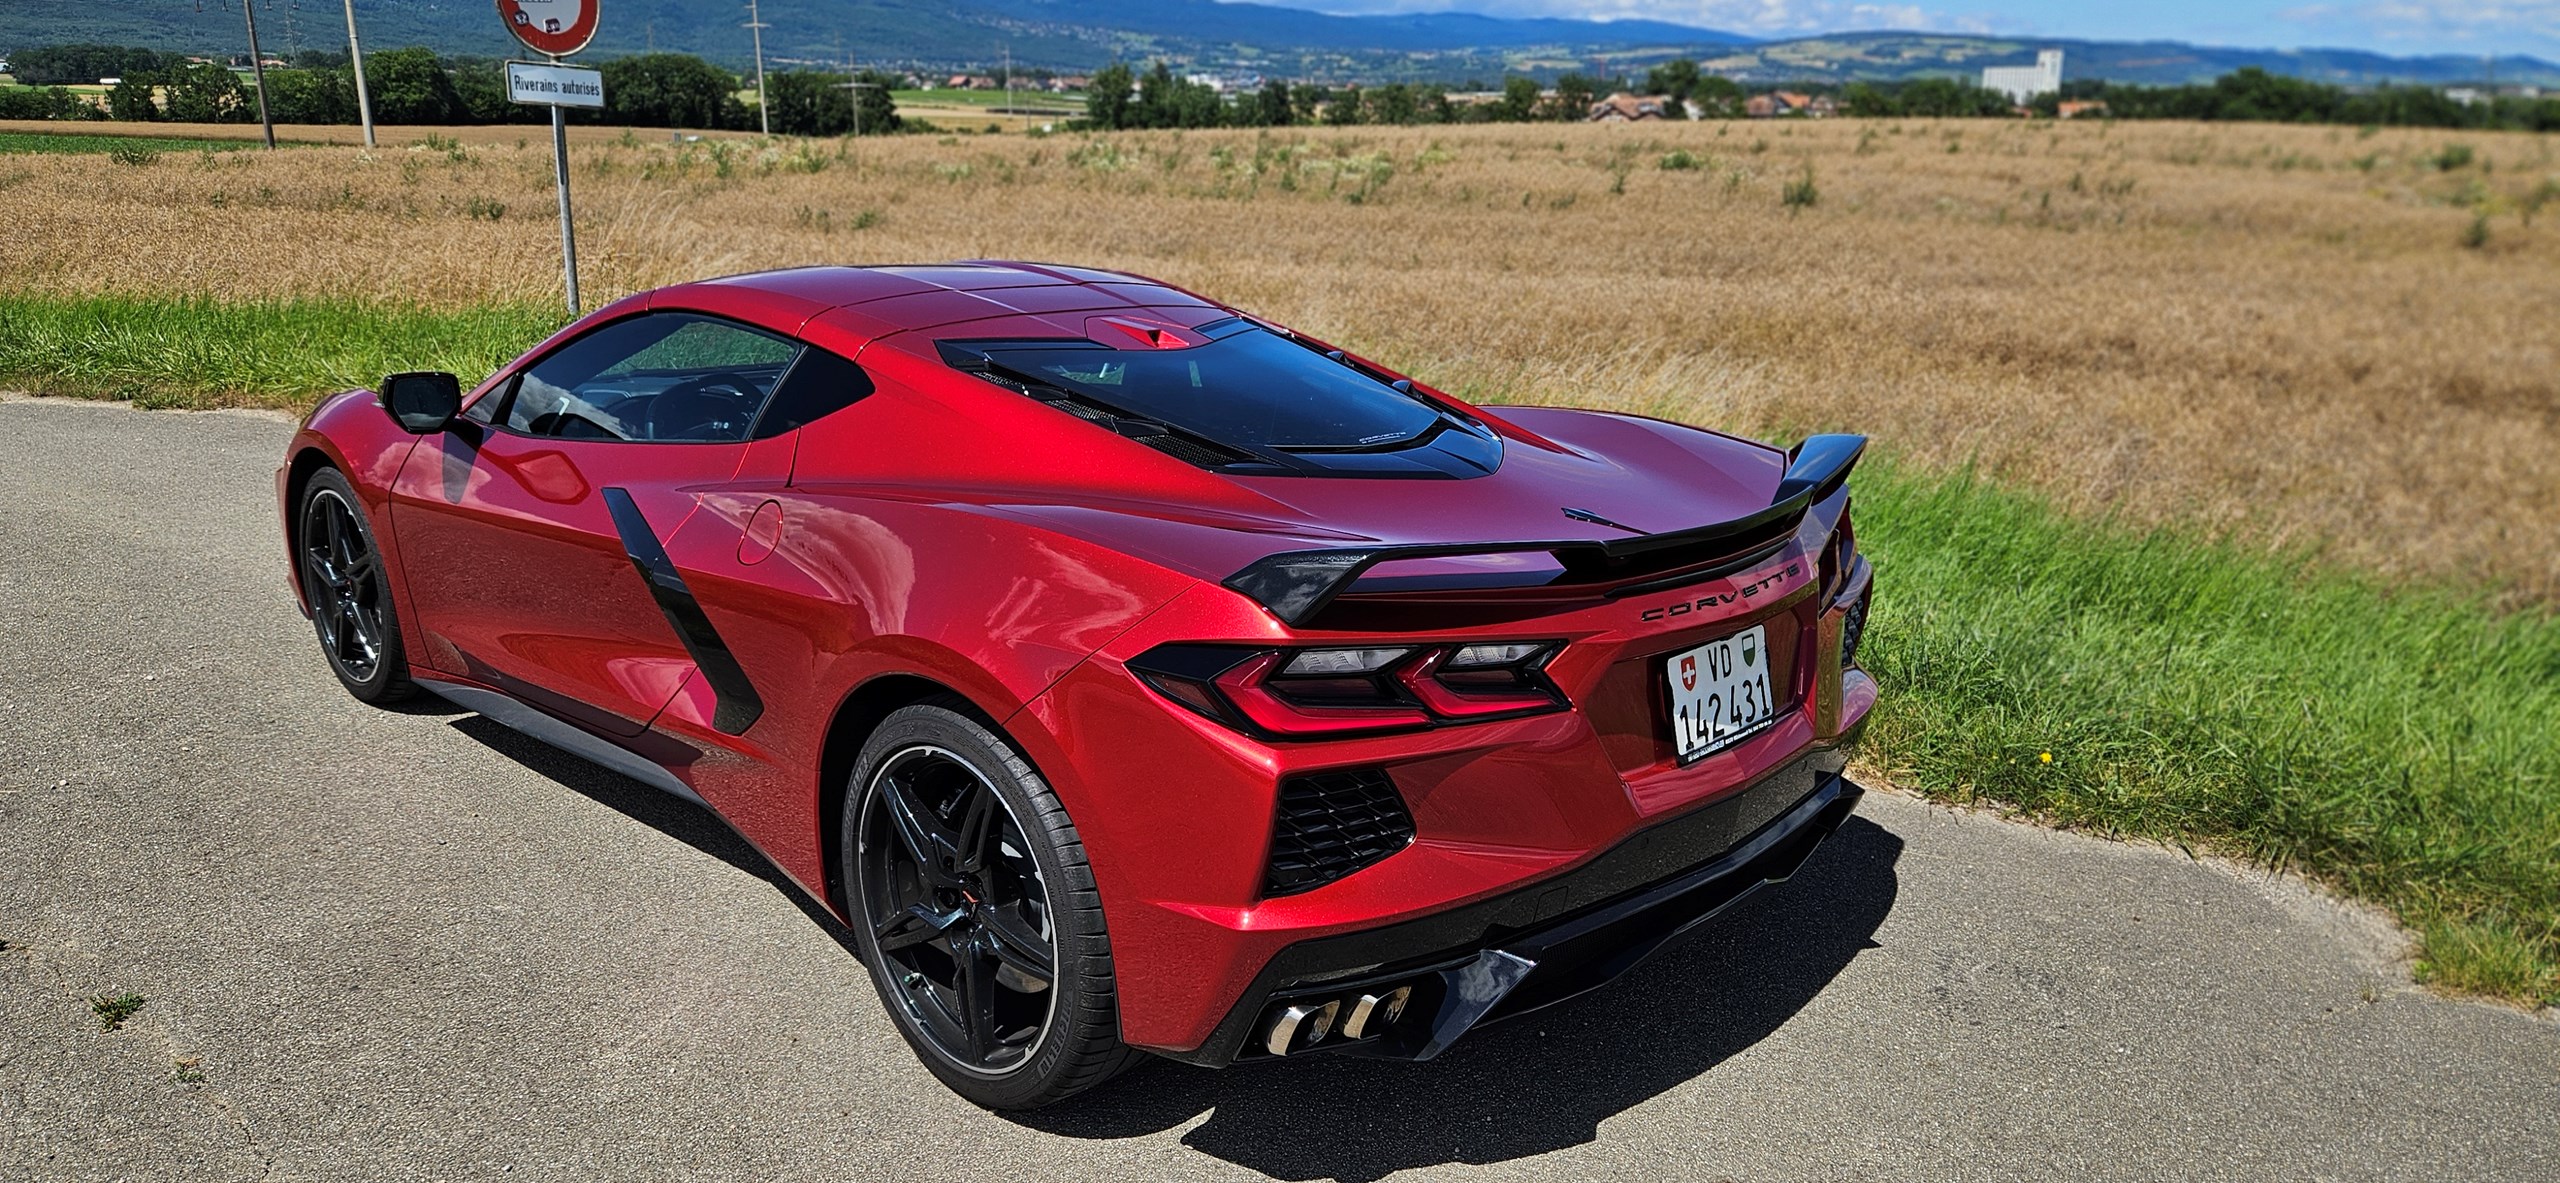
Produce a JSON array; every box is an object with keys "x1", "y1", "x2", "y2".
[{"x1": 506, "y1": 61, "x2": 605, "y2": 109}]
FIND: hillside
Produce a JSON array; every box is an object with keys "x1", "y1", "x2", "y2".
[{"x1": 2, "y1": 1, "x2": 2552, "y2": 86}]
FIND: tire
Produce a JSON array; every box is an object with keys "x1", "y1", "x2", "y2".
[
  {"x1": 295, "y1": 468, "x2": 416, "y2": 704},
  {"x1": 842, "y1": 697, "x2": 1140, "y2": 1109}
]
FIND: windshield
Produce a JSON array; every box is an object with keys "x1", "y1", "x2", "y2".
[{"x1": 980, "y1": 328, "x2": 1441, "y2": 451}]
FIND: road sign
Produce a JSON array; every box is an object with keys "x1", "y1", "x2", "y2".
[
  {"x1": 498, "y1": 3, "x2": 602, "y2": 316},
  {"x1": 497, "y1": 0, "x2": 599, "y2": 59},
  {"x1": 506, "y1": 61, "x2": 605, "y2": 109}
]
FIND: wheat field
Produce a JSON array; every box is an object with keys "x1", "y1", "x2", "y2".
[{"x1": 4, "y1": 116, "x2": 2557, "y2": 598}]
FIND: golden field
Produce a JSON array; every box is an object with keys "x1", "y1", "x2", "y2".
[{"x1": 4, "y1": 116, "x2": 2556, "y2": 599}]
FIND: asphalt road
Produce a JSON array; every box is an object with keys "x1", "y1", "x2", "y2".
[{"x1": 2, "y1": 395, "x2": 2554, "y2": 1183}]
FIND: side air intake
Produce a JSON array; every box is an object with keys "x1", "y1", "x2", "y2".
[{"x1": 1265, "y1": 769, "x2": 1415, "y2": 897}]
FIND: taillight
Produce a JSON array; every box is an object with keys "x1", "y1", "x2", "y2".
[{"x1": 1130, "y1": 642, "x2": 1567, "y2": 739}]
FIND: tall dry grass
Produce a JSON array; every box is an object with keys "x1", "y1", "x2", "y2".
[{"x1": 4, "y1": 117, "x2": 2556, "y2": 598}]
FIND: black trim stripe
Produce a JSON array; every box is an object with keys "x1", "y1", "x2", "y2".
[{"x1": 600, "y1": 487, "x2": 765, "y2": 736}]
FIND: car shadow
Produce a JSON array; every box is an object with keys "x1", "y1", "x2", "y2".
[
  {"x1": 444, "y1": 715, "x2": 870, "y2": 957},
  {"x1": 1018, "y1": 815, "x2": 1903, "y2": 1182},
  {"x1": 444, "y1": 712, "x2": 1901, "y2": 1181}
]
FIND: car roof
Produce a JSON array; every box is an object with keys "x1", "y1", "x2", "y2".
[{"x1": 643, "y1": 261, "x2": 1225, "y2": 347}]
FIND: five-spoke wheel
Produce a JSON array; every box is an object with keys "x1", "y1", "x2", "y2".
[
  {"x1": 845, "y1": 699, "x2": 1139, "y2": 1108},
  {"x1": 859, "y1": 744, "x2": 1059, "y2": 1074},
  {"x1": 297, "y1": 468, "x2": 412, "y2": 702}
]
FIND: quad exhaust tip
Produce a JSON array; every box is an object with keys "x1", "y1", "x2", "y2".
[{"x1": 1261, "y1": 985, "x2": 1412, "y2": 1056}]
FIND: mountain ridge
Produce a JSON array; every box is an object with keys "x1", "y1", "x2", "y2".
[{"x1": 2, "y1": 2, "x2": 2551, "y2": 86}]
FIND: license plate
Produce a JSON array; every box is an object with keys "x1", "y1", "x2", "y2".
[{"x1": 1666, "y1": 625, "x2": 1778, "y2": 763}]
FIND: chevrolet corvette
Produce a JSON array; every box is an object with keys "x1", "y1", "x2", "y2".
[{"x1": 278, "y1": 262, "x2": 1877, "y2": 1109}]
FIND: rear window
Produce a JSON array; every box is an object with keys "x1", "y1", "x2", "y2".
[{"x1": 978, "y1": 328, "x2": 1439, "y2": 451}]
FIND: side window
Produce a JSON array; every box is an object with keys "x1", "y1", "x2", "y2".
[{"x1": 500, "y1": 313, "x2": 802, "y2": 443}]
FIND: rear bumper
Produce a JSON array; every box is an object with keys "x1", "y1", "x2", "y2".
[{"x1": 1159, "y1": 753, "x2": 1863, "y2": 1066}]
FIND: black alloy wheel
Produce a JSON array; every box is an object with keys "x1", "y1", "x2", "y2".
[
  {"x1": 844, "y1": 699, "x2": 1139, "y2": 1109},
  {"x1": 297, "y1": 469, "x2": 413, "y2": 703},
  {"x1": 859, "y1": 744, "x2": 1059, "y2": 1074}
]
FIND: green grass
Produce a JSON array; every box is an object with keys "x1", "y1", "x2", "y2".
[
  {"x1": 89, "y1": 992, "x2": 146, "y2": 1031},
  {"x1": 1854, "y1": 463, "x2": 2559, "y2": 1006},
  {"x1": 0, "y1": 294, "x2": 566, "y2": 408},
  {"x1": 0, "y1": 131, "x2": 264, "y2": 156},
  {"x1": 1, "y1": 292, "x2": 2551, "y2": 1007}
]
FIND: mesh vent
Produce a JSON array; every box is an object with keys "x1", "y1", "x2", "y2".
[{"x1": 1265, "y1": 769, "x2": 1415, "y2": 897}]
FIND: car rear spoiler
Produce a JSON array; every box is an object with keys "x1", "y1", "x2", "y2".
[{"x1": 1223, "y1": 433, "x2": 1866, "y2": 627}]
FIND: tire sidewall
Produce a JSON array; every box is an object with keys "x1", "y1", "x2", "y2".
[{"x1": 843, "y1": 702, "x2": 1107, "y2": 1109}]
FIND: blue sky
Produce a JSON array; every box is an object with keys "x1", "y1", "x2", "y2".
[{"x1": 1262, "y1": 2, "x2": 2560, "y2": 60}]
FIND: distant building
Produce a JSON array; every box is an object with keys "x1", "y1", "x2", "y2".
[
  {"x1": 2057, "y1": 99, "x2": 2108, "y2": 119},
  {"x1": 1746, "y1": 91, "x2": 1821, "y2": 118},
  {"x1": 1587, "y1": 93, "x2": 1671, "y2": 121},
  {"x1": 1982, "y1": 50, "x2": 2063, "y2": 104}
]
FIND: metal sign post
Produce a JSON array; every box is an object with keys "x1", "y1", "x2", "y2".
[
  {"x1": 506, "y1": 60, "x2": 604, "y2": 315},
  {"x1": 496, "y1": 2, "x2": 602, "y2": 316}
]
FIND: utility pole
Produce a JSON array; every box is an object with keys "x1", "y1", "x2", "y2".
[
  {"x1": 744, "y1": 0, "x2": 771, "y2": 136},
  {"x1": 341, "y1": 0, "x2": 375, "y2": 148},
  {"x1": 240, "y1": 0, "x2": 277, "y2": 148},
  {"x1": 1004, "y1": 44, "x2": 1015, "y2": 135}
]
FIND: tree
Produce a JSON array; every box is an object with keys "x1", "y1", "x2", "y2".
[
  {"x1": 0, "y1": 85, "x2": 101, "y2": 121},
  {"x1": 366, "y1": 47, "x2": 464, "y2": 124},
  {"x1": 849, "y1": 71, "x2": 902, "y2": 135},
  {"x1": 597, "y1": 53, "x2": 744, "y2": 130},
  {"x1": 1544, "y1": 73, "x2": 1596, "y2": 121},
  {"x1": 1494, "y1": 75, "x2": 1538, "y2": 122},
  {"x1": 160, "y1": 62, "x2": 249, "y2": 123},
  {"x1": 262, "y1": 68, "x2": 359, "y2": 125},
  {"x1": 1292, "y1": 82, "x2": 1329, "y2": 124},
  {"x1": 1841, "y1": 81, "x2": 1896, "y2": 118},
  {"x1": 1644, "y1": 58, "x2": 1700, "y2": 102},
  {"x1": 762, "y1": 69, "x2": 900, "y2": 136},
  {"x1": 765, "y1": 71, "x2": 850, "y2": 136},
  {"x1": 1250, "y1": 81, "x2": 1293, "y2": 127},
  {"x1": 11, "y1": 44, "x2": 177, "y2": 87},
  {"x1": 1321, "y1": 84, "x2": 1363, "y2": 125},
  {"x1": 1691, "y1": 75, "x2": 1744, "y2": 118},
  {"x1": 1085, "y1": 62, "x2": 1134, "y2": 130},
  {"x1": 106, "y1": 76, "x2": 159, "y2": 121},
  {"x1": 1361, "y1": 82, "x2": 1419, "y2": 125},
  {"x1": 1135, "y1": 61, "x2": 1178, "y2": 128}
]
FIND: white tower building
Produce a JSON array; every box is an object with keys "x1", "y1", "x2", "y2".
[{"x1": 1982, "y1": 50, "x2": 2064, "y2": 104}]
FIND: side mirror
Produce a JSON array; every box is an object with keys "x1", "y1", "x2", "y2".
[{"x1": 382, "y1": 371, "x2": 462, "y2": 434}]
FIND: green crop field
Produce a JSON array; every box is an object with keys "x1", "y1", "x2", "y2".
[{"x1": 0, "y1": 130, "x2": 263, "y2": 155}]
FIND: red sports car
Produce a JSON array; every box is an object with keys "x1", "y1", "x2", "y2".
[{"x1": 278, "y1": 262, "x2": 1877, "y2": 1109}]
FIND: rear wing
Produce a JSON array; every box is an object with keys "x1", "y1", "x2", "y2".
[{"x1": 1224, "y1": 434, "x2": 1866, "y2": 626}]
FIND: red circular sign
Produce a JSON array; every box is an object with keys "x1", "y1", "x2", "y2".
[{"x1": 497, "y1": 0, "x2": 599, "y2": 59}]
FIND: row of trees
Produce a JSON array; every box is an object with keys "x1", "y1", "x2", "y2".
[
  {"x1": 2043, "y1": 68, "x2": 2560, "y2": 131},
  {"x1": 6, "y1": 43, "x2": 187, "y2": 86},
  {"x1": 1080, "y1": 62, "x2": 1611, "y2": 129},
  {"x1": 0, "y1": 48, "x2": 900, "y2": 135}
]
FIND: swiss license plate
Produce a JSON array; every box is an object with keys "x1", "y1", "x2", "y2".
[{"x1": 1666, "y1": 625, "x2": 1777, "y2": 764}]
